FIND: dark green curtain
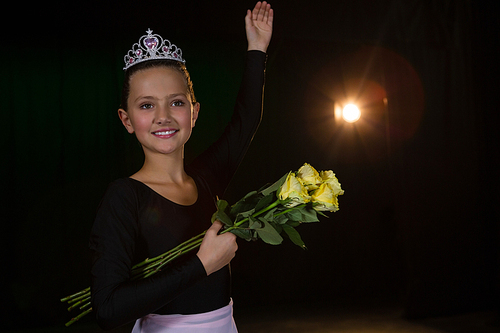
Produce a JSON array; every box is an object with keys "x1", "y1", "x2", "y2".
[{"x1": 1, "y1": 42, "x2": 133, "y2": 326}]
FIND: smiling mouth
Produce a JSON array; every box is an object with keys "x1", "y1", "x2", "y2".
[{"x1": 152, "y1": 130, "x2": 177, "y2": 135}]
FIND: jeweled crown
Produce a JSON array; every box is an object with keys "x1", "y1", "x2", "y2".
[{"x1": 123, "y1": 29, "x2": 185, "y2": 70}]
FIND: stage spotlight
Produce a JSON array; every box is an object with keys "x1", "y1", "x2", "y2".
[{"x1": 342, "y1": 104, "x2": 361, "y2": 123}]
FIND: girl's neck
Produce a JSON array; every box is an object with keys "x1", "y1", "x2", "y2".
[
  {"x1": 132, "y1": 151, "x2": 188, "y2": 185},
  {"x1": 131, "y1": 152, "x2": 198, "y2": 206}
]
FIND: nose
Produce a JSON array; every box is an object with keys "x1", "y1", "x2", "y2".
[{"x1": 155, "y1": 105, "x2": 171, "y2": 124}]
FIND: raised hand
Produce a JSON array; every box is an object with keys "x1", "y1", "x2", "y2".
[{"x1": 245, "y1": 1, "x2": 274, "y2": 52}]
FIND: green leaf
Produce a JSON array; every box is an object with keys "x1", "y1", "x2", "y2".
[
  {"x1": 255, "y1": 218, "x2": 283, "y2": 245},
  {"x1": 254, "y1": 193, "x2": 277, "y2": 213},
  {"x1": 215, "y1": 210, "x2": 233, "y2": 227},
  {"x1": 241, "y1": 190, "x2": 259, "y2": 200},
  {"x1": 230, "y1": 228, "x2": 255, "y2": 241},
  {"x1": 258, "y1": 183, "x2": 272, "y2": 192},
  {"x1": 282, "y1": 224, "x2": 307, "y2": 249},
  {"x1": 216, "y1": 199, "x2": 230, "y2": 213},
  {"x1": 211, "y1": 199, "x2": 234, "y2": 227},
  {"x1": 285, "y1": 208, "x2": 302, "y2": 221},
  {"x1": 299, "y1": 207, "x2": 320, "y2": 223},
  {"x1": 274, "y1": 214, "x2": 289, "y2": 224},
  {"x1": 248, "y1": 216, "x2": 263, "y2": 230},
  {"x1": 316, "y1": 210, "x2": 329, "y2": 218},
  {"x1": 286, "y1": 206, "x2": 319, "y2": 223},
  {"x1": 234, "y1": 208, "x2": 256, "y2": 225},
  {"x1": 263, "y1": 207, "x2": 277, "y2": 221},
  {"x1": 230, "y1": 191, "x2": 259, "y2": 215},
  {"x1": 271, "y1": 222, "x2": 283, "y2": 234},
  {"x1": 260, "y1": 172, "x2": 289, "y2": 196}
]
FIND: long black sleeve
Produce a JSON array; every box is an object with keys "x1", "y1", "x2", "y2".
[{"x1": 189, "y1": 50, "x2": 267, "y2": 197}]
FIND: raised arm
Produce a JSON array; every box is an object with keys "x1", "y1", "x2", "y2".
[
  {"x1": 245, "y1": 1, "x2": 274, "y2": 52},
  {"x1": 188, "y1": 2, "x2": 272, "y2": 193}
]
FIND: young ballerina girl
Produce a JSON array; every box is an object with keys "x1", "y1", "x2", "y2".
[{"x1": 89, "y1": 2, "x2": 273, "y2": 332}]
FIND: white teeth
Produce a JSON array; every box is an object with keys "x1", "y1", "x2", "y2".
[{"x1": 154, "y1": 130, "x2": 176, "y2": 135}]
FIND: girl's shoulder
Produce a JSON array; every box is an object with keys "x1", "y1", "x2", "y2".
[
  {"x1": 98, "y1": 178, "x2": 160, "y2": 217},
  {"x1": 102, "y1": 177, "x2": 150, "y2": 203},
  {"x1": 107, "y1": 177, "x2": 141, "y2": 193}
]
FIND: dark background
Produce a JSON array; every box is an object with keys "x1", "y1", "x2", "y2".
[{"x1": 1, "y1": 0, "x2": 498, "y2": 330}]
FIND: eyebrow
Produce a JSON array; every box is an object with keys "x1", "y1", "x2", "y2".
[{"x1": 134, "y1": 93, "x2": 187, "y2": 103}]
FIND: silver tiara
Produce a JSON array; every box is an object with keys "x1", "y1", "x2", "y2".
[{"x1": 123, "y1": 29, "x2": 185, "y2": 70}]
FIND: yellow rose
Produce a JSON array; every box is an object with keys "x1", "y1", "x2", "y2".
[
  {"x1": 279, "y1": 172, "x2": 311, "y2": 207},
  {"x1": 320, "y1": 170, "x2": 344, "y2": 196},
  {"x1": 296, "y1": 163, "x2": 323, "y2": 191},
  {"x1": 311, "y1": 183, "x2": 340, "y2": 212}
]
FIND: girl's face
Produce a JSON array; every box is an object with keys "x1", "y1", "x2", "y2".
[{"x1": 119, "y1": 66, "x2": 200, "y2": 158}]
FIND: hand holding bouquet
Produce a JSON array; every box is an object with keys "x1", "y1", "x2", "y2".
[{"x1": 61, "y1": 163, "x2": 344, "y2": 326}]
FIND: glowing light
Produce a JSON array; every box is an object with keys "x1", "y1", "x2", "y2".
[{"x1": 342, "y1": 104, "x2": 361, "y2": 123}]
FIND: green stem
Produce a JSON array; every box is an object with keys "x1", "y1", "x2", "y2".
[
  {"x1": 65, "y1": 307, "x2": 93, "y2": 327},
  {"x1": 68, "y1": 297, "x2": 90, "y2": 312},
  {"x1": 60, "y1": 287, "x2": 90, "y2": 302},
  {"x1": 67, "y1": 292, "x2": 90, "y2": 304},
  {"x1": 80, "y1": 301, "x2": 91, "y2": 310},
  {"x1": 133, "y1": 237, "x2": 205, "y2": 280},
  {"x1": 132, "y1": 232, "x2": 206, "y2": 270},
  {"x1": 142, "y1": 239, "x2": 204, "y2": 279}
]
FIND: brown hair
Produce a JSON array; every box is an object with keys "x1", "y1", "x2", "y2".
[{"x1": 120, "y1": 59, "x2": 196, "y2": 111}]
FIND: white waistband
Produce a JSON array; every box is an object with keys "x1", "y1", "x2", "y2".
[{"x1": 131, "y1": 299, "x2": 237, "y2": 333}]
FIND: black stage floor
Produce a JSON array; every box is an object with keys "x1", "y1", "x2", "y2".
[{"x1": 7, "y1": 300, "x2": 499, "y2": 333}]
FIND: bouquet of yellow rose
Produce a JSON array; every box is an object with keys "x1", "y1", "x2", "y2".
[{"x1": 61, "y1": 163, "x2": 344, "y2": 326}]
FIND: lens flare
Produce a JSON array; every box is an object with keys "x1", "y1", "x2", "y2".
[
  {"x1": 342, "y1": 104, "x2": 361, "y2": 123},
  {"x1": 304, "y1": 45, "x2": 424, "y2": 163}
]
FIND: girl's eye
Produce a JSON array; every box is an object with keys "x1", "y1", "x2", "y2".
[
  {"x1": 140, "y1": 103, "x2": 154, "y2": 110},
  {"x1": 171, "y1": 100, "x2": 185, "y2": 107}
]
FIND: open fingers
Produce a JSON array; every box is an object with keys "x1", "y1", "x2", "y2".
[{"x1": 252, "y1": 1, "x2": 272, "y2": 24}]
